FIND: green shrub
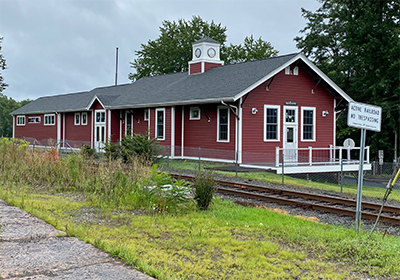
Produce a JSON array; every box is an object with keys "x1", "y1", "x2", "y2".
[
  {"x1": 192, "y1": 170, "x2": 216, "y2": 210},
  {"x1": 121, "y1": 131, "x2": 161, "y2": 163},
  {"x1": 80, "y1": 143, "x2": 95, "y2": 158}
]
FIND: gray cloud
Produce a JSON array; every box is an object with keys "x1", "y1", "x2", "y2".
[{"x1": 0, "y1": 0, "x2": 320, "y2": 101}]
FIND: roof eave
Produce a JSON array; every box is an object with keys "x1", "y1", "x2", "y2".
[
  {"x1": 107, "y1": 97, "x2": 235, "y2": 110},
  {"x1": 232, "y1": 53, "x2": 353, "y2": 103}
]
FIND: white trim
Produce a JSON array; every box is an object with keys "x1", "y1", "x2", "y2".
[
  {"x1": 108, "y1": 110, "x2": 111, "y2": 142},
  {"x1": 119, "y1": 111, "x2": 122, "y2": 141},
  {"x1": 57, "y1": 113, "x2": 61, "y2": 145},
  {"x1": 181, "y1": 106, "x2": 184, "y2": 157},
  {"x1": 44, "y1": 114, "x2": 55, "y2": 126},
  {"x1": 125, "y1": 111, "x2": 133, "y2": 136},
  {"x1": 16, "y1": 115, "x2": 25, "y2": 126},
  {"x1": 74, "y1": 113, "x2": 80, "y2": 125},
  {"x1": 171, "y1": 106, "x2": 175, "y2": 157},
  {"x1": 144, "y1": 108, "x2": 149, "y2": 121},
  {"x1": 147, "y1": 108, "x2": 151, "y2": 139},
  {"x1": 27, "y1": 116, "x2": 41, "y2": 123},
  {"x1": 283, "y1": 106, "x2": 298, "y2": 125},
  {"x1": 217, "y1": 106, "x2": 230, "y2": 142},
  {"x1": 301, "y1": 107, "x2": 316, "y2": 142},
  {"x1": 95, "y1": 110, "x2": 106, "y2": 124},
  {"x1": 86, "y1": 95, "x2": 106, "y2": 110},
  {"x1": 155, "y1": 108, "x2": 165, "y2": 140},
  {"x1": 91, "y1": 110, "x2": 94, "y2": 148},
  {"x1": 333, "y1": 100, "x2": 337, "y2": 147},
  {"x1": 264, "y1": 105, "x2": 280, "y2": 142},
  {"x1": 81, "y1": 112, "x2": 88, "y2": 125},
  {"x1": 189, "y1": 107, "x2": 201, "y2": 120},
  {"x1": 62, "y1": 113, "x2": 65, "y2": 144},
  {"x1": 238, "y1": 98, "x2": 243, "y2": 164},
  {"x1": 12, "y1": 116, "x2": 15, "y2": 138},
  {"x1": 233, "y1": 53, "x2": 353, "y2": 103}
]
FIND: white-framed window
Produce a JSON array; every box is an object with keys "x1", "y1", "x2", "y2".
[
  {"x1": 75, "y1": 113, "x2": 80, "y2": 125},
  {"x1": 44, "y1": 114, "x2": 55, "y2": 125},
  {"x1": 284, "y1": 106, "x2": 298, "y2": 124},
  {"x1": 301, "y1": 107, "x2": 316, "y2": 141},
  {"x1": 95, "y1": 110, "x2": 106, "y2": 124},
  {"x1": 144, "y1": 109, "x2": 149, "y2": 121},
  {"x1": 264, "y1": 105, "x2": 280, "y2": 141},
  {"x1": 81, "y1": 112, "x2": 87, "y2": 125},
  {"x1": 28, "y1": 116, "x2": 41, "y2": 123},
  {"x1": 217, "y1": 106, "x2": 229, "y2": 142},
  {"x1": 17, "y1": 115, "x2": 25, "y2": 126},
  {"x1": 190, "y1": 107, "x2": 201, "y2": 120},
  {"x1": 126, "y1": 112, "x2": 132, "y2": 136},
  {"x1": 155, "y1": 108, "x2": 165, "y2": 140}
]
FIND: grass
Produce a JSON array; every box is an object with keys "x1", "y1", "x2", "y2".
[{"x1": 1, "y1": 139, "x2": 400, "y2": 279}]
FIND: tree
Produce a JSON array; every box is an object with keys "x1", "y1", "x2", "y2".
[
  {"x1": 295, "y1": 0, "x2": 400, "y2": 160},
  {"x1": 223, "y1": 35, "x2": 278, "y2": 64},
  {"x1": 0, "y1": 37, "x2": 8, "y2": 96},
  {"x1": 0, "y1": 96, "x2": 31, "y2": 137},
  {"x1": 129, "y1": 16, "x2": 278, "y2": 81}
]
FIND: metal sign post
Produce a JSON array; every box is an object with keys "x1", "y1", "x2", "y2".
[
  {"x1": 355, "y1": 128, "x2": 366, "y2": 233},
  {"x1": 347, "y1": 101, "x2": 382, "y2": 234}
]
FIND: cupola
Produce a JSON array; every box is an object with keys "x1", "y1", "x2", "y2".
[{"x1": 188, "y1": 36, "x2": 224, "y2": 75}]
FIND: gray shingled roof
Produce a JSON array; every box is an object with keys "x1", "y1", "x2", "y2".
[
  {"x1": 11, "y1": 91, "x2": 95, "y2": 115},
  {"x1": 194, "y1": 36, "x2": 220, "y2": 44},
  {"x1": 11, "y1": 52, "x2": 351, "y2": 115}
]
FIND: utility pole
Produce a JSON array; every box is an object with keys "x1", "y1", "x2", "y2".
[{"x1": 115, "y1": 47, "x2": 119, "y2": 86}]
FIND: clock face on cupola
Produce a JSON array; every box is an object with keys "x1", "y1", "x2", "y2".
[{"x1": 189, "y1": 36, "x2": 224, "y2": 75}]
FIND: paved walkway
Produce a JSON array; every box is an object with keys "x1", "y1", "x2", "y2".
[{"x1": 0, "y1": 199, "x2": 156, "y2": 280}]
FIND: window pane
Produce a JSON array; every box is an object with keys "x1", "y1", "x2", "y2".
[
  {"x1": 303, "y1": 110, "x2": 314, "y2": 140},
  {"x1": 266, "y1": 107, "x2": 278, "y2": 140},
  {"x1": 157, "y1": 110, "x2": 164, "y2": 139},
  {"x1": 285, "y1": 109, "x2": 295, "y2": 123},
  {"x1": 287, "y1": 127, "x2": 294, "y2": 143},
  {"x1": 219, "y1": 108, "x2": 228, "y2": 141}
]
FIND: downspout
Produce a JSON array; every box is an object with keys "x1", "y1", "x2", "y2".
[
  {"x1": 12, "y1": 115, "x2": 15, "y2": 138},
  {"x1": 221, "y1": 101, "x2": 240, "y2": 166},
  {"x1": 171, "y1": 106, "x2": 175, "y2": 158},
  {"x1": 56, "y1": 112, "x2": 61, "y2": 148}
]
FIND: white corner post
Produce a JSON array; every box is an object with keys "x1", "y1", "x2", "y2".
[
  {"x1": 355, "y1": 128, "x2": 366, "y2": 233},
  {"x1": 171, "y1": 106, "x2": 175, "y2": 158},
  {"x1": 57, "y1": 113, "x2": 61, "y2": 147}
]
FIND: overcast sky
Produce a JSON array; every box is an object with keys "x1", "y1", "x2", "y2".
[{"x1": 0, "y1": 0, "x2": 321, "y2": 102}]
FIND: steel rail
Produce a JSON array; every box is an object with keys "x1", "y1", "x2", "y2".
[
  {"x1": 171, "y1": 174, "x2": 400, "y2": 225},
  {"x1": 217, "y1": 187, "x2": 400, "y2": 225}
]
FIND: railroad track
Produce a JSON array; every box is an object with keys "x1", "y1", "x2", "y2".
[{"x1": 171, "y1": 174, "x2": 400, "y2": 226}]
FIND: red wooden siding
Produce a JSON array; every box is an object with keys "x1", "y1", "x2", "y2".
[
  {"x1": 189, "y1": 62, "x2": 201, "y2": 75},
  {"x1": 110, "y1": 111, "x2": 121, "y2": 142},
  {"x1": 14, "y1": 114, "x2": 57, "y2": 141},
  {"x1": 241, "y1": 67, "x2": 334, "y2": 163},
  {"x1": 183, "y1": 104, "x2": 235, "y2": 160},
  {"x1": 174, "y1": 106, "x2": 183, "y2": 157},
  {"x1": 64, "y1": 112, "x2": 91, "y2": 143},
  {"x1": 132, "y1": 108, "x2": 149, "y2": 136},
  {"x1": 204, "y1": 62, "x2": 222, "y2": 72}
]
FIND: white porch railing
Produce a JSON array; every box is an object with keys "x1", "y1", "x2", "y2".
[{"x1": 275, "y1": 145, "x2": 370, "y2": 167}]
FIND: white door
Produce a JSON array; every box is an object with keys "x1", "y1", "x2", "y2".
[
  {"x1": 94, "y1": 110, "x2": 106, "y2": 152},
  {"x1": 283, "y1": 107, "x2": 298, "y2": 163}
]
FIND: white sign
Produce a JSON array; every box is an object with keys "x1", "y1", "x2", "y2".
[
  {"x1": 348, "y1": 102, "x2": 382, "y2": 132},
  {"x1": 378, "y1": 150, "x2": 384, "y2": 159}
]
